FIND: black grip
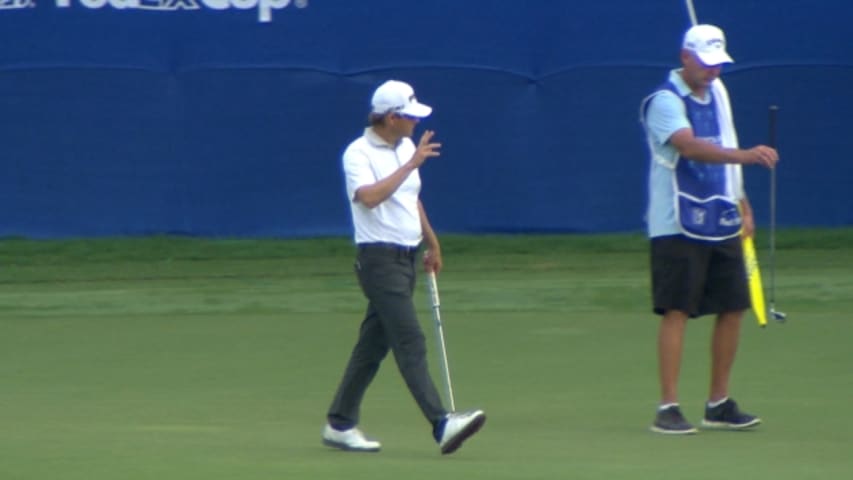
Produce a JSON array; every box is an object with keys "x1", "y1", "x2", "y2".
[{"x1": 768, "y1": 105, "x2": 779, "y2": 147}]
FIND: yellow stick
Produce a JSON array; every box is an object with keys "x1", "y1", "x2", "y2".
[{"x1": 742, "y1": 236, "x2": 768, "y2": 327}]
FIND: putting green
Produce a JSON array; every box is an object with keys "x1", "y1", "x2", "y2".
[{"x1": 2, "y1": 230, "x2": 851, "y2": 479}]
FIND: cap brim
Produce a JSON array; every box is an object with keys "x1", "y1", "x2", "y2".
[
  {"x1": 399, "y1": 102, "x2": 432, "y2": 118},
  {"x1": 695, "y1": 50, "x2": 734, "y2": 66}
]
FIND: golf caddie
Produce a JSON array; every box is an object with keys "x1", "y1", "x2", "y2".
[
  {"x1": 639, "y1": 25, "x2": 779, "y2": 434},
  {"x1": 322, "y1": 80, "x2": 486, "y2": 454}
]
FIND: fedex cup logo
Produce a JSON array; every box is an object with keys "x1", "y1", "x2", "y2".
[
  {"x1": 54, "y1": 0, "x2": 307, "y2": 22},
  {"x1": 0, "y1": 0, "x2": 36, "y2": 9}
]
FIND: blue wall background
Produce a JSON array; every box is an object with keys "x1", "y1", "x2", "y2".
[{"x1": 1, "y1": 0, "x2": 851, "y2": 238}]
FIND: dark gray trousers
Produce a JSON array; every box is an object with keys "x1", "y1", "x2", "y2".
[{"x1": 327, "y1": 245, "x2": 446, "y2": 429}]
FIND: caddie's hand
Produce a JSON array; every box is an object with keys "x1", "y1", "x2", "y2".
[
  {"x1": 743, "y1": 145, "x2": 779, "y2": 168},
  {"x1": 423, "y1": 249, "x2": 443, "y2": 275},
  {"x1": 741, "y1": 212, "x2": 755, "y2": 239},
  {"x1": 411, "y1": 130, "x2": 441, "y2": 168}
]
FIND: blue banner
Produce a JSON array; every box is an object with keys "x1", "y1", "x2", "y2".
[{"x1": 2, "y1": 1, "x2": 852, "y2": 237}]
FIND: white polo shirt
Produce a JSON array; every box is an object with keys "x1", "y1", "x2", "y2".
[{"x1": 342, "y1": 128, "x2": 422, "y2": 246}]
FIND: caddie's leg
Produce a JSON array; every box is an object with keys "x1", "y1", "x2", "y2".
[
  {"x1": 704, "y1": 239, "x2": 749, "y2": 402},
  {"x1": 658, "y1": 310, "x2": 689, "y2": 404},
  {"x1": 709, "y1": 310, "x2": 743, "y2": 402}
]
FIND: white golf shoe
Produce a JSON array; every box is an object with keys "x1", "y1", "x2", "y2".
[
  {"x1": 322, "y1": 424, "x2": 381, "y2": 452},
  {"x1": 438, "y1": 409, "x2": 486, "y2": 454}
]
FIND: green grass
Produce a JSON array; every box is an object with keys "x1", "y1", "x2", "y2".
[{"x1": 1, "y1": 230, "x2": 852, "y2": 479}]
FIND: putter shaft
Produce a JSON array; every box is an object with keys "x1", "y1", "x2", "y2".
[{"x1": 427, "y1": 271, "x2": 456, "y2": 412}]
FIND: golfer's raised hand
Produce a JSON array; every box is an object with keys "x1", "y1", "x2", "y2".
[{"x1": 411, "y1": 130, "x2": 441, "y2": 168}]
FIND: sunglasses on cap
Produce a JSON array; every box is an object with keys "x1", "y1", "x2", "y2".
[{"x1": 393, "y1": 112, "x2": 421, "y2": 121}]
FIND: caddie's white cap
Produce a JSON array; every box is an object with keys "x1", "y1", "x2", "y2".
[
  {"x1": 683, "y1": 24, "x2": 734, "y2": 66},
  {"x1": 371, "y1": 80, "x2": 432, "y2": 118}
]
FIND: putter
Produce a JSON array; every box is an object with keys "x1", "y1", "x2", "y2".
[
  {"x1": 768, "y1": 105, "x2": 786, "y2": 322},
  {"x1": 426, "y1": 270, "x2": 456, "y2": 412}
]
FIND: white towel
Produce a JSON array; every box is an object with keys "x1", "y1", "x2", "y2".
[{"x1": 711, "y1": 79, "x2": 745, "y2": 200}]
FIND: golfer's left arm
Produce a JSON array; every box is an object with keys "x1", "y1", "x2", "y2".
[
  {"x1": 740, "y1": 196, "x2": 755, "y2": 239},
  {"x1": 419, "y1": 200, "x2": 443, "y2": 274}
]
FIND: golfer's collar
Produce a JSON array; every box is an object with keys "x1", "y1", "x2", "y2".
[{"x1": 364, "y1": 127, "x2": 399, "y2": 149}]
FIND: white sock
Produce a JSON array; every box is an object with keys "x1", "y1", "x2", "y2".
[
  {"x1": 658, "y1": 402, "x2": 679, "y2": 412},
  {"x1": 707, "y1": 397, "x2": 728, "y2": 408}
]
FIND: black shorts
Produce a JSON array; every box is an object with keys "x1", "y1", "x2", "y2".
[{"x1": 650, "y1": 234, "x2": 750, "y2": 317}]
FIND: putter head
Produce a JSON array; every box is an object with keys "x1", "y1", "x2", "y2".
[{"x1": 770, "y1": 308, "x2": 787, "y2": 322}]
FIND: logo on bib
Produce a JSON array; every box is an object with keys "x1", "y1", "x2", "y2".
[
  {"x1": 719, "y1": 208, "x2": 741, "y2": 227},
  {"x1": 691, "y1": 207, "x2": 707, "y2": 226}
]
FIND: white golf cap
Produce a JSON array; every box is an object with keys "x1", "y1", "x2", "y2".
[
  {"x1": 371, "y1": 80, "x2": 432, "y2": 118},
  {"x1": 682, "y1": 24, "x2": 734, "y2": 66}
]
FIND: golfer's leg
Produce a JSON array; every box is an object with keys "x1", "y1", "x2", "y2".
[
  {"x1": 370, "y1": 260, "x2": 446, "y2": 424},
  {"x1": 327, "y1": 304, "x2": 389, "y2": 429},
  {"x1": 709, "y1": 310, "x2": 743, "y2": 402},
  {"x1": 658, "y1": 310, "x2": 688, "y2": 404}
]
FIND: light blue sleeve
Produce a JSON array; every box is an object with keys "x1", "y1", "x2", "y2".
[{"x1": 645, "y1": 91, "x2": 691, "y2": 146}]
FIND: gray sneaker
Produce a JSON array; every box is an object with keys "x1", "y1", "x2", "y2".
[
  {"x1": 650, "y1": 405, "x2": 698, "y2": 435},
  {"x1": 701, "y1": 398, "x2": 761, "y2": 430}
]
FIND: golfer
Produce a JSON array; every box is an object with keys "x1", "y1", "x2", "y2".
[
  {"x1": 640, "y1": 25, "x2": 778, "y2": 434},
  {"x1": 322, "y1": 80, "x2": 486, "y2": 454}
]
